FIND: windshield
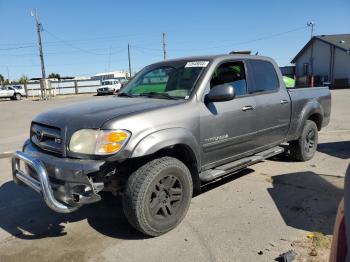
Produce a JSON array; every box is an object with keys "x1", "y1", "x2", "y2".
[
  {"x1": 102, "y1": 81, "x2": 113, "y2": 85},
  {"x1": 120, "y1": 61, "x2": 207, "y2": 99}
]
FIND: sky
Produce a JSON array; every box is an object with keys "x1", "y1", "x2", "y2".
[{"x1": 0, "y1": 0, "x2": 349, "y2": 80}]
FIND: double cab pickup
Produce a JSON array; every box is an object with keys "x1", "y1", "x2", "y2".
[{"x1": 12, "y1": 54, "x2": 331, "y2": 236}]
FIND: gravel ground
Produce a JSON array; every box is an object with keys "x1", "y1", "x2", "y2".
[{"x1": 0, "y1": 90, "x2": 349, "y2": 262}]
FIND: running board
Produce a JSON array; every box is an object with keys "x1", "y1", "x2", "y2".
[{"x1": 199, "y1": 146, "x2": 284, "y2": 182}]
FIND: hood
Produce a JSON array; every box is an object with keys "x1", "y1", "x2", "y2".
[{"x1": 34, "y1": 96, "x2": 182, "y2": 130}]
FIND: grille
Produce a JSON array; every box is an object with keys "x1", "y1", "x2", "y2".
[{"x1": 31, "y1": 122, "x2": 63, "y2": 154}]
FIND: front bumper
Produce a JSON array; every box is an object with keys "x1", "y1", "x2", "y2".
[
  {"x1": 12, "y1": 141, "x2": 106, "y2": 213},
  {"x1": 97, "y1": 89, "x2": 114, "y2": 94}
]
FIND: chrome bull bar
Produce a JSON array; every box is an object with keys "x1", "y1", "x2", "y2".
[{"x1": 12, "y1": 151, "x2": 78, "y2": 213}]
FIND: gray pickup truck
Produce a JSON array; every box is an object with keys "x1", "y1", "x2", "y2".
[{"x1": 12, "y1": 54, "x2": 331, "y2": 236}]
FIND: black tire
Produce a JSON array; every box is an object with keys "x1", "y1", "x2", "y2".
[
  {"x1": 122, "y1": 157, "x2": 193, "y2": 236},
  {"x1": 14, "y1": 93, "x2": 21, "y2": 100},
  {"x1": 289, "y1": 120, "x2": 318, "y2": 161}
]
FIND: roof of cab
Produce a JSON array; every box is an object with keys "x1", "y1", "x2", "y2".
[{"x1": 148, "y1": 54, "x2": 275, "y2": 67}]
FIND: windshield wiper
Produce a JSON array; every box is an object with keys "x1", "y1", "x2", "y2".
[{"x1": 139, "y1": 92, "x2": 180, "y2": 100}]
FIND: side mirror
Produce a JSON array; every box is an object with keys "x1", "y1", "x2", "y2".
[{"x1": 205, "y1": 83, "x2": 235, "y2": 102}]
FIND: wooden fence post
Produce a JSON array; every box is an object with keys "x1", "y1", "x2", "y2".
[{"x1": 74, "y1": 80, "x2": 78, "y2": 94}]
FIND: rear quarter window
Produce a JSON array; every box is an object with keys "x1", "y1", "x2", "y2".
[{"x1": 248, "y1": 60, "x2": 279, "y2": 93}]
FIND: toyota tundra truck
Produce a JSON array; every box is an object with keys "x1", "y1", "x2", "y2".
[{"x1": 12, "y1": 54, "x2": 331, "y2": 236}]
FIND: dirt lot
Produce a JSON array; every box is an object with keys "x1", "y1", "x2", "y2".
[{"x1": 0, "y1": 91, "x2": 349, "y2": 262}]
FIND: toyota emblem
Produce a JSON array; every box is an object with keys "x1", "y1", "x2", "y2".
[{"x1": 35, "y1": 130, "x2": 44, "y2": 141}]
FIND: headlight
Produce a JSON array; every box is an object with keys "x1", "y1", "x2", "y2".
[{"x1": 69, "y1": 129, "x2": 131, "y2": 155}]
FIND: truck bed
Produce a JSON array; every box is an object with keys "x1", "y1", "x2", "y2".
[{"x1": 286, "y1": 86, "x2": 331, "y2": 141}]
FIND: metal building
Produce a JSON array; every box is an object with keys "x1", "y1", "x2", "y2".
[{"x1": 291, "y1": 34, "x2": 350, "y2": 88}]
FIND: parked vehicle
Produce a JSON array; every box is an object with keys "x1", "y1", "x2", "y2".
[
  {"x1": 12, "y1": 54, "x2": 331, "y2": 236},
  {"x1": 0, "y1": 85, "x2": 26, "y2": 100},
  {"x1": 97, "y1": 79, "x2": 122, "y2": 95},
  {"x1": 283, "y1": 76, "x2": 295, "y2": 88}
]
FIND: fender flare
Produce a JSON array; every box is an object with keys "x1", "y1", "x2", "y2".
[
  {"x1": 131, "y1": 128, "x2": 200, "y2": 169},
  {"x1": 295, "y1": 100, "x2": 324, "y2": 138}
]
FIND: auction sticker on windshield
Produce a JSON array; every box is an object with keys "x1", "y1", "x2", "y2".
[{"x1": 185, "y1": 61, "x2": 209, "y2": 67}]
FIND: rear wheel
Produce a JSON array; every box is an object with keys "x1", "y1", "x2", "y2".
[
  {"x1": 289, "y1": 120, "x2": 318, "y2": 161},
  {"x1": 122, "y1": 157, "x2": 193, "y2": 236}
]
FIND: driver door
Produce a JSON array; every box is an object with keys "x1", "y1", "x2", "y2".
[{"x1": 199, "y1": 61, "x2": 258, "y2": 169}]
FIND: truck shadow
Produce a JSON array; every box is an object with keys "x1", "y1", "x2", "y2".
[
  {"x1": 199, "y1": 166, "x2": 344, "y2": 235},
  {"x1": 0, "y1": 166, "x2": 344, "y2": 240},
  {"x1": 267, "y1": 170, "x2": 345, "y2": 235},
  {"x1": 0, "y1": 169, "x2": 254, "y2": 241},
  {"x1": 317, "y1": 140, "x2": 350, "y2": 159},
  {"x1": 0, "y1": 181, "x2": 144, "y2": 240}
]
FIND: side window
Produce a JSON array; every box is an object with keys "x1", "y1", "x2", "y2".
[
  {"x1": 248, "y1": 60, "x2": 279, "y2": 93},
  {"x1": 210, "y1": 61, "x2": 247, "y2": 97}
]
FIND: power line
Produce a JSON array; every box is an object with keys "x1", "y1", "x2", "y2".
[
  {"x1": 0, "y1": 45, "x2": 35, "y2": 51},
  {"x1": 1, "y1": 25, "x2": 307, "y2": 57},
  {"x1": 41, "y1": 32, "x2": 162, "y2": 46},
  {"x1": 44, "y1": 28, "x2": 102, "y2": 55},
  {"x1": 0, "y1": 46, "x2": 126, "y2": 57},
  {"x1": 0, "y1": 32, "x2": 162, "y2": 47},
  {"x1": 0, "y1": 24, "x2": 307, "y2": 51},
  {"x1": 3, "y1": 24, "x2": 310, "y2": 79},
  {"x1": 168, "y1": 25, "x2": 308, "y2": 52},
  {"x1": 43, "y1": 29, "x2": 131, "y2": 56},
  {"x1": 132, "y1": 45, "x2": 162, "y2": 52}
]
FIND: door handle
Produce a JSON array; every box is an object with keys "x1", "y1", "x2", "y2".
[
  {"x1": 241, "y1": 105, "x2": 254, "y2": 111},
  {"x1": 280, "y1": 100, "x2": 289, "y2": 104}
]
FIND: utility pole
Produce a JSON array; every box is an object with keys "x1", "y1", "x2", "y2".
[
  {"x1": 307, "y1": 21, "x2": 315, "y2": 86},
  {"x1": 107, "y1": 46, "x2": 111, "y2": 72},
  {"x1": 128, "y1": 43, "x2": 132, "y2": 79},
  {"x1": 307, "y1": 21, "x2": 315, "y2": 39},
  {"x1": 162, "y1": 32, "x2": 167, "y2": 60},
  {"x1": 31, "y1": 9, "x2": 47, "y2": 99},
  {"x1": 6, "y1": 66, "x2": 9, "y2": 81}
]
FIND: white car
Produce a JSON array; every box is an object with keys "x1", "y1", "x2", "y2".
[
  {"x1": 0, "y1": 85, "x2": 26, "y2": 100},
  {"x1": 97, "y1": 79, "x2": 122, "y2": 95}
]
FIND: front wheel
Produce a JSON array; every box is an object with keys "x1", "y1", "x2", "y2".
[
  {"x1": 14, "y1": 93, "x2": 21, "y2": 100},
  {"x1": 122, "y1": 157, "x2": 193, "y2": 236},
  {"x1": 289, "y1": 120, "x2": 318, "y2": 161}
]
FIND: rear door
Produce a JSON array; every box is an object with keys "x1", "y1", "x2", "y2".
[
  {"x1": 7, "y1": 87, "x2": 14, "y2": 97},
  {"x1": 246, "y1": 59, "x2": 291, "y2": 148},
  {"x1": 200, "y1": 60, "x2": 259, "y2": 168}
]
